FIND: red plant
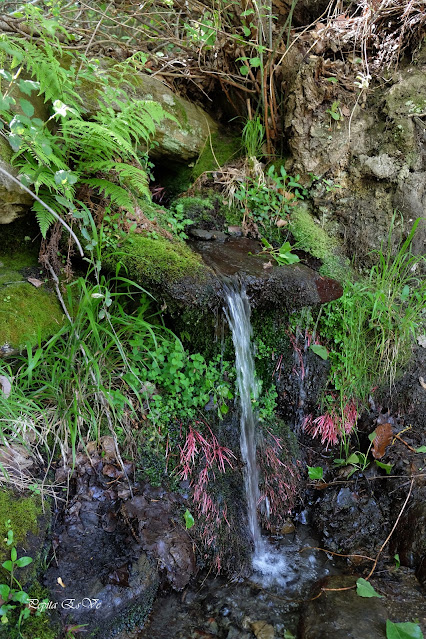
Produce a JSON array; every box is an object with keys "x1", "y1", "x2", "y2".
[
  {"x1": 177, "y1": 421, "x2": 236, "y2": 571},
  {"x1": 257, "y1": 429, "x2": 300, "y2": 530},
  {"x1": 302, "y1": 397, "x2": 358, "y2": 449}
]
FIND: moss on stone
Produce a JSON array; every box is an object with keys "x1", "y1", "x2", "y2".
[
  {"x1": 0, "y1": 490, "x2": 41, "y2": 553},
  {"x1": 290, "y1": 205, "x2": 349, "y2": 280},
  {"x1": 0, "y1": 278, "x2": 64, "y2": 350},
  {"x1": 192, "y1": 130, "x2": 241, "y2": 181},
  {"x1": 104, "y1": 233, "x2": 206, "y2": 286}
]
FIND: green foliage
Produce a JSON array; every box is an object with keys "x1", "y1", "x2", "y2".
[
  {"x1": 0, "y1": 521, "x2": 33, "y2": 631},
  {"x1": 242, "y1": 116, "x2": 265, "y2": 159},
  {"x1": 307, "y1": 466, "x2": 323, "y2": 480},
  {"x1": 310, "y1": 344, "x2": 328, "y2": 360},
  {"x1": 183, "y1": 509, "x2": 195, "y2": 529},
  {"x1": 319, "y1": 217, "x2": 426, "y2": 408},
  {"x1": 326, "y1": 100, "x2": 341, "y2": 121},
  {"x1": 233, "y1": 164, "x2": 308, "y2": 240},
  {"x1": 386, "y1": 621, "x2": 423, "y2": 639},
  {"x1": 0, "y1": 31, "x2": 174, "y2": 241},
  {"x1": 258, "y1": 237, "x2": 300, "y2": 265},
  {"x1": 356, "y1": 578, "x2": 382, "y2": 598}
]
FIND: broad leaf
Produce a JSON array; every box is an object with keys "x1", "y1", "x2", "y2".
[
  {"x1": 307, "y1": 466, "x2": 323, "y2": 480},
  {"x1": 375, "y1": 460, "x2": 393, "y2": 474},
  {"x1": 184, "y1": 509, "x2": 195, "y2": 529},
  {"x1": 415, "y1": 446, "x2": 426, "y2": 453},
  {"x1": 15, "y1": 556, "x2": 33, "y2": 568},
  {"x1": 19, "y1": 98, "x2": 34, "y2": 117},
  {"x1": 11, "y1": 591, "x2": 29, "y2": 603},
  {"x1": 356, "y1": 578, "x2": 382, "y2": 598},
  {"x1": 310, "y1": 344, "x2": 328, "y2": 360},
  {"x1": 386, "y1": 620, "x2": 423, "y2": 639}
]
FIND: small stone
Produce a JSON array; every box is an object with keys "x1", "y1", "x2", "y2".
[
  {"x1": 280, "y1": 520, "x2": 296, "y2": 535},
  {"x1": 251, "y1": 620, "x2": 275, "y2": 639}
]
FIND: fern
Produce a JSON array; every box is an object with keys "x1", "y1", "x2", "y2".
[
  {"x1": 0, "y1": 29, "x2": 173, "y2": 242},
  {"x1": 83, "y1": 178, "x2": 137, "y2": 213},
  {"x1": 33, "y1": 199, "x2": 58, "y2": 238}
]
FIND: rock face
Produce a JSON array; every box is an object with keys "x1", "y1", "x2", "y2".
[
  {"x1": 0, "y1": 149, "x2": 32, "y2": 225},
  {"x1": 284, "y1": 55, "x2": 426, "y2": 265}
]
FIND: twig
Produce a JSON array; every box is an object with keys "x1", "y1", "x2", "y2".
[
  {"x1": 300, "y1": 546, "x2": 375, "y2": 562},
  {"x1": 393, "y1": 433, "x2": 417, "y2": 453}
]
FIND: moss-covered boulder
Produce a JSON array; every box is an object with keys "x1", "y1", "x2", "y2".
[
  {"x1": 0, "y1": 241, "x2": 64, "y2": 357},
  {"x1": 103, "y1": 233, "x2": 221, "y2": 311}
]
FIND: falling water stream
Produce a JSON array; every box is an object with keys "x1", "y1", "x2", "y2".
[
  {"x1": 223, "y1": 281, "x2": 262, "y2": 551},
  {"x1": 223, "y1": 279, "x2": 290, "y2": 580}
]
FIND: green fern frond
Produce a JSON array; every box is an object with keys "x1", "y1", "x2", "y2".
[
  {"x1": 33, "y1": 199, "x2": 58, "y2": 238},
  {"x1": 83, "y1": 178, "x2": 136, "y2": 213},
  {"x1": 61, "y1": 120, "x2": 137, "y2": 162},
  {"x1": 81, "y1": 161, "x2": 149, "y2": 199}
]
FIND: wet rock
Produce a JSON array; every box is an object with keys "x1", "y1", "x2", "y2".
[
  {"x1": 189, "y1": 236, "x2": 343, "y2": 312},
  {"x1": 189, "y1": 228, "x2": 227, "y2": 241},
  {"x1": 299, "y1": 575, "x2": 388, "y2": 639},
  {"x1": 311, "y1": 476, "x2": 391, "y2": 555},
  {"x1": 392, "y1": 486, "x2": 426, "y2": 585}
]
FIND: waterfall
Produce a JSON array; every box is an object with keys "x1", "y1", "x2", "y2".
[
  {"x1": 223, "y1": 281, "x2": 262, "y2": 553},
  {"x1": 223, "y1": 279, "x2": 289, "y2": 579}
]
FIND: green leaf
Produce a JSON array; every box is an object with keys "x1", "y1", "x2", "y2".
[
  {"x1": 368, "y1": 431, "x2": 377, "y2": 441},
  {"x1": 356, "y1": 578, "x2": 382, "y2": 598},
  {"x1": 2, "y1": 560, "x2": 13, "y2": 572},
  {"x1": 249, "y1": 57, "x2": 262, "y2": 67},
  {"x1": 278, "y1": 252, "x2": 300, "y2": 265},
  {"x1": 10, "y1": 548, "x2": 17, "y2": 562},
  {"x1": 183, "y1": 509, "x2": 195, "y2": 529},
  {"x1": 346, "y1": 453, "x2": 359, "y2": 465},
  {"x1": 330, "y1": 111, "x2": 340, "y2": 120},
  {"x1": 19, "y1": 98, "x2": 34, "y2": 117},
  {"x1": 54, "y1": 170, "x2": 78, "y2": 186},
  {"x1": 310, "y1": 344, "x2": 328, "y2": 360},
  {"x1": 386, "y1": 620, "x2": 423, "y2": 639},
  {"x1": 0, "y1": 69, "x2": 12, "y2": 82},
  {"x1": 8, "y1": 134, "x2": 22, "y2": 152},
  {"x1": 0, "y1": 585, "x2": 10, "y2": 600},
  {"x1": 11, "y1": 591, "x2": 29, "y2": 603},
  {"x1": 240, "y1": 65, "x2": 249, "y2": 76},
  {"x1": 400, "y1": 285, "x2": 410, "y2": 302},
  {"x1": 307, "y1": 466, "x2": 323, "y2": 480},
  {"x1": 326, "y1": 77, "x2": 338, "y2": 83},
  {"x1": 0, "y1": 94, "x2": 15, "y2": 111},
  {"x1": 19, "y1": 79, "x2": 40, "y2": 95},
  {"x1": 375, "y1": 460, "x2": 393, "y2": 474},
  {"x1": 415, "y1": 446, "x2": 426, "y2": 453},
  {"x1": 394, "y1": 553, "x2": 400, "y2": 569},
  {"x1": 241, "y1": 8, "x2": 254, "y2": 15},
  {"x1": 242, "y1": 26, "x2": 251, "y2": 37},
  {"x1": 15, "y1": 556, "x2": 33, "y2": 568}
]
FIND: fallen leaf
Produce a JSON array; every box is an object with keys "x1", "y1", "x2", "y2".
[
  {"x1": 0, "y1": 375, "x2": 11, "y2": 398},
  {"x1": 276, "y1": 218, "x2": 287, "y2": 227},
  {"x1": 419, "y1": 376, "x2": 426, "y2": 390},
  {"x1": 341, "y1": 105, "x2": 351, "y2": 117},
  {"x1": 372, "y1": 423, "x2": 393, "y2": 459},
  {"x1": 27, "y1": 277, "x2": 43, "y2": 288},
  {"x1": 263, "y1": 261, "x2": 273, "y2": 269},
  {"x1": 417, "y1": 334, "x2": 426, "y2": 348}
]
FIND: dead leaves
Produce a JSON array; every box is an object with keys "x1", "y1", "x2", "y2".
[{"x1": 371, "y1": 423, "x2": 393, "y2": 459}]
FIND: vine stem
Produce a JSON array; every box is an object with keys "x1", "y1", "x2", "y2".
[{"x1": 0, "y1": 165, "x2": 84, "y2": 256}]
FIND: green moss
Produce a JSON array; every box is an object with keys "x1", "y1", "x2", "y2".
[
  {"x1": 0, "y1": 279, "x2": 64, "y2": 350},
  {"x1": 290, "y1": 205, "x2": 349, "y2": 280},
  {"x1": 0, "y1": 491, "x2": 41, "y2": 554},
  {"x1": 192, "y1": 130, "x2": 240, "y2": 181},
  {"x1": 104, "y1": 234, "x2": 206, "y2": 285}
]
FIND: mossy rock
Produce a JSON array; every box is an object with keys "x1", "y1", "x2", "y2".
[
  {"x1": 290, "y1": 204, "x2": 349, "y2": 280},
  {"x1": 108, "y1": 234, "x2": 205, "y2": 282},
  {"x1": 0, "y1": 269, "x2": 64, "y2": 355}
]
